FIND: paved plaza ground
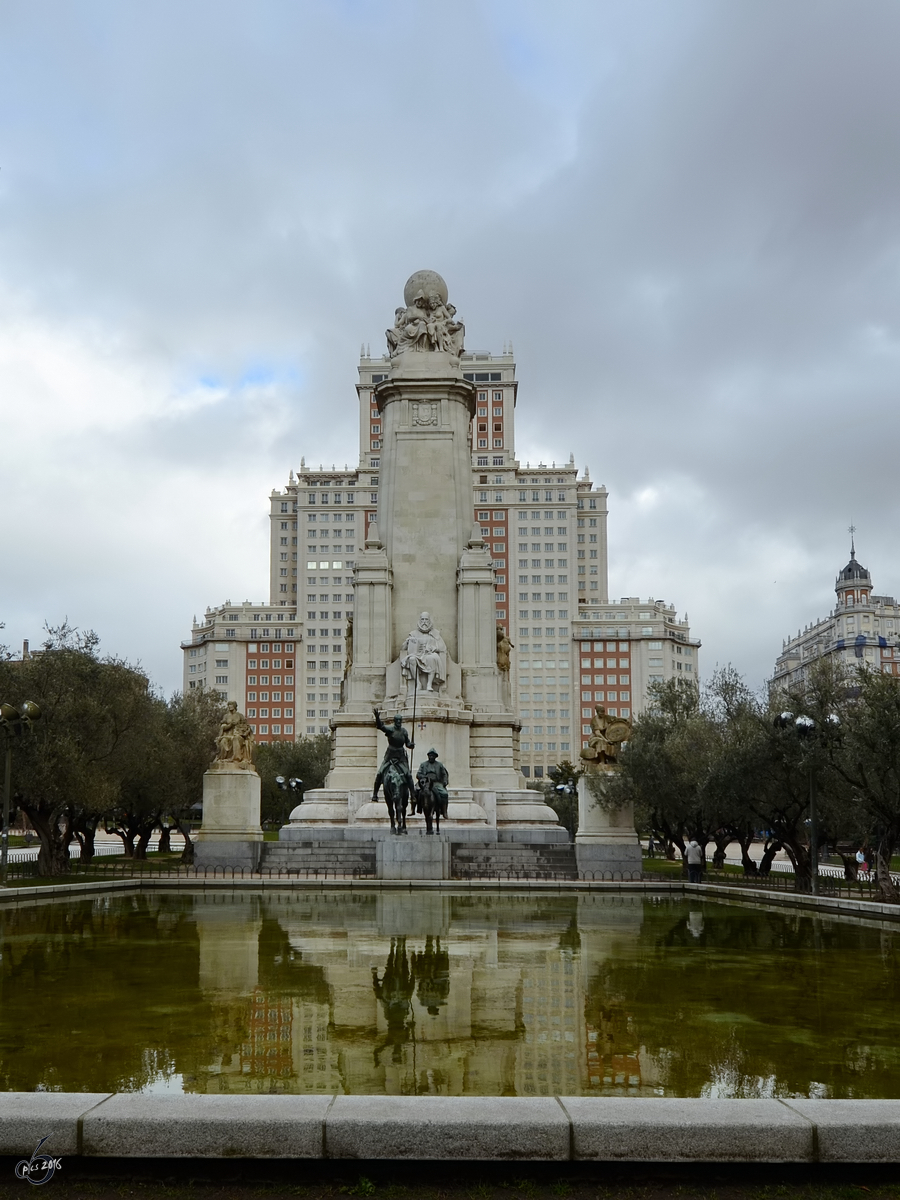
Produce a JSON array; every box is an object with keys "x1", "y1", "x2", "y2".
[{"x1": 0, "y1": 1165, "x2": 895, "y2": 1200}]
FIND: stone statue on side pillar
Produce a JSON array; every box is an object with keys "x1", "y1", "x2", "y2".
[
  {"x1": 211, "y1": 701, "x2": 256, "y2": 772},
  {"x1": 400, "y1": 612, "x2": 447, "y2": 695},
  {"x1": 385, "y1": 270, "x2": 465, "y2": 360},
  {"x1": 496, "y1": 623, "x2": 514, "y2": 672},
  {"x1": 580, "y1": 705, "x2": 631, "y2": 770},
  {"x1": 575, "y1": 703, "x2": 641, "y2": 878}
]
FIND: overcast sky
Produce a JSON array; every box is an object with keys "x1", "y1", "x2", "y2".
[{"x1": 2, "y1": 0, "x2": 899, "y2": 697}]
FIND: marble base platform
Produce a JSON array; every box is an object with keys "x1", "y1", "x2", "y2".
[
  {"x1": 284, "y1": 786, "x2": 566, "y2": 844},
  {"x1": 575, "y1": 842, "x2": 643, "y2": 879},
  {"x1": 376, "y1": 836, "x2": 450, "y2": 880},
  {"x1": 194, "y1": 768, "x2": 263, "y2": 870}
]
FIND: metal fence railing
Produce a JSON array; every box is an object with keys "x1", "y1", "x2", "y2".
[
  {"x1": 4, "y1": 851, "x2": 896, "y2": 900},
  {"x1": 5, "y1": 856, "x2": 645, "y2": 886},
  {"x1": 451, "y1": 866, "x2": 643, "y2": 883},
  {"x1": 3, "y1": 857, "x2": 376, "y2": 884},
  {"x1": 642, "y1": 864, "x2": 898, "y2": 904},
  {"x1": 4, "y1": 840, "x2": 184, "y2": 865}
]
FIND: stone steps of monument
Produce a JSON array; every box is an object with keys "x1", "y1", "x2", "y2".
[
  {"x1": 260, "y1": 843, "x2": 376, "y2": 875},
  {"x1": 451, "y1": 842, "x2": 577, "y2": 880}
]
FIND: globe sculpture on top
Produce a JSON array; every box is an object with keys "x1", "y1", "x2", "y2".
[{"x1": 386, "y1": 270, "x2": 465, "y2": 360}]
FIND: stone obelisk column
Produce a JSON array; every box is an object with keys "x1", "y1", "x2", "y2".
[{"x1": 293, "y1": 270, "x2": 564, "y2": 843}]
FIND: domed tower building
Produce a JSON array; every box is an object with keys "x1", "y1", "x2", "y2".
[
  {"x1": 835, "y1": 541, "x2": 873, "y2": 609},
  {"x1": 770, "y1": 537, "x2": 900, "y2": 692}
]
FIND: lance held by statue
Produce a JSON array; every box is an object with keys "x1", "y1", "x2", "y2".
[{"x1": 373, "y1": 710, "x2": 415, "y2": 834}]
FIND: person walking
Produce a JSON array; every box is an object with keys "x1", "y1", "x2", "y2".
[{"x1": 686, "y1": 838, "x2": 704, "y2": 884}]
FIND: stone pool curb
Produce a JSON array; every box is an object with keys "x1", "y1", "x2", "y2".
[
  {"x1": 690, "y1": 881, "x2": 900, "y2": 922},
  {"x1": 1, "y1": 1094, "x2": 899, "y2": 1162},
  {"x1": 3, "y1": 876, "x2": 900, "y2": 924}
]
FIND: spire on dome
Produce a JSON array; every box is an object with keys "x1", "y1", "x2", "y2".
[{"x1": 837, "y1": 527, "x2": 871, "y2": 585}]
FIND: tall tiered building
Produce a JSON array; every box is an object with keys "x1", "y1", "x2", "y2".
[
  {"x1": 182, "y1": 286, "x2": 698, "y2": 779},
  {"x1": 770, "y1": 540, "x2": 900, "y2": 692}
]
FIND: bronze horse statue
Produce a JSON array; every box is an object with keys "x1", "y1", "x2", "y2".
[
  {"x1": 415, "y1": 774, "x2": 448, "y2": 835},
  {"x1": 379, "y1": 759, "x2": 409, "y2": 834}
]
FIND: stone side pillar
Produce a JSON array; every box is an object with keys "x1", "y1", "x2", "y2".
[
  {"x1": 347, "y1": 521, "x2": 393, "y2": 699},
  {"x1": 194, "y1": 768, "x2": 263, "y2": 869},
  {"x1": 457, "y1": 523, "x2": 502, "y2": 709},
  {"x1": 318, "y1": 522, "x2": 393, "y2": 799},
  {"x1": 574, "y1": 770, "x2": 642, "y2": 878}
]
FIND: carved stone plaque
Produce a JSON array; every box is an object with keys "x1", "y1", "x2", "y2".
[{"x1": 411, "y1": 401, "x2": 438, "y2": 426}]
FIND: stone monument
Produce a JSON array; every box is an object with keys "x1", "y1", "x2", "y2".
[
  {"x1": 575, "y1": 706, "x2": 642, "y2": 878},
  {"x1": 287, "y1": 271, "x2": 563, "y2": 844},
  {"x1": 194, "y1": 701, "x2": 264, "y2": 868}
]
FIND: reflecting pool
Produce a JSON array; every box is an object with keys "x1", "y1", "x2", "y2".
[{"x1": 3, "y1": 890, "x2": 900, "y2": 1098}]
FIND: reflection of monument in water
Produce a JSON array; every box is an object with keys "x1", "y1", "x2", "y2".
[
  {"x1": 188, "y1": 892, "x2": 655, "y2": 1098},
  {"x1": 288, "y1": 271, "x2": 563, "y2": 846}
]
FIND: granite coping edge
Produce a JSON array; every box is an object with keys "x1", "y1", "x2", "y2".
[
  {"x1": 0, "y1": 879, "x2": 683, "y2": 904},
  {"x1": 0, "y1": 1095, "x2": 897, "y2": 1161},
  {"x1": 3, "y1": 877, "x2": 899, "y2": 925}
]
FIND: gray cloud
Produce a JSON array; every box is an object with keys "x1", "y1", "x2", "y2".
[{"x1": 2, "y1": 0, "x2": 899, "y2": 693}]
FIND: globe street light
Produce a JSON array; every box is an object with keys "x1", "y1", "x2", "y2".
[
  {"x1": 773, "y1": 710, "x2": 840, "y2": 896},
  {"x1": 0, "y1": 702, "x2": 42, "y2": 885},
  {"x1": 550, "y1": 767, "x2": 579, "y2": 842},
  {"x1": 274, "y1": 776, "x2": 303, "y2": 826}
]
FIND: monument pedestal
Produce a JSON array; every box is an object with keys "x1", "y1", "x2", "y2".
[
  {"x1": 277, "y1": 271, "x2": 567, "y2": 852},
  {"x1": 575, "y1": 771, "x2": 642, "y2": 879},
  {"x1": 376, "y1": 835, "x2": 450, "y2": 880},
  {"x1": 194, "y1": 768, "x2": 263, "y2": 869}
]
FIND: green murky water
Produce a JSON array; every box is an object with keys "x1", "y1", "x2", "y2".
[{"x1": 3, "y1": 890, "x2": 899, "y2": 1098}]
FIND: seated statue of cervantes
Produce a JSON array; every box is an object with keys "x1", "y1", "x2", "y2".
[{"x1": 400, "y1": 612, "x2": 447, "y2": 694}]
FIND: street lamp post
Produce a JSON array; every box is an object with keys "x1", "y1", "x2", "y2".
[
  {"x1": 0, "y1": 702, "x2": 42, "y2": 885},
  {"x1": 774, "y1": 710, "x2": 840, "y2": 897},
  {"x1": 550, "y1": 768, "x2": 578, "y2": 842},
  {"x1": 274, "y1": 776, "x2": 303, "y2": 827}
]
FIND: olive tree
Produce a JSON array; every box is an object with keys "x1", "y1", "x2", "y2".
[{"x1": 0, "y1": 625, "x2": 155, "y2": 876}]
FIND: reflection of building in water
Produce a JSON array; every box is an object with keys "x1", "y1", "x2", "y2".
[
  {"x1": 579, "y1": 894, "x2": 654, "y2": 1095},
  {"x1": 189, "y1": 892, "x2": 648, "y2": 1096},
  {"x1": 585, "y1": 1019, "x2": 643, "y2": 1091},
  {"x1": 291, "y1": 997, "x2": 341, "y2": 1092},
  {"x1": 243, "y1": 989, "x2": 293, "y2": 1078},
  {"x1": 516, "y1": 951, "x2": 581, "y2": 1096}
]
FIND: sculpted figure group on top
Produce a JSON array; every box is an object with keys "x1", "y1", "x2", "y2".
[
  {"x1": 212, "y1": 701, "x2": 256, "y2": 771},
  {"x1": 386, "y1": 290, "x2": 465, "y2": 359}
]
